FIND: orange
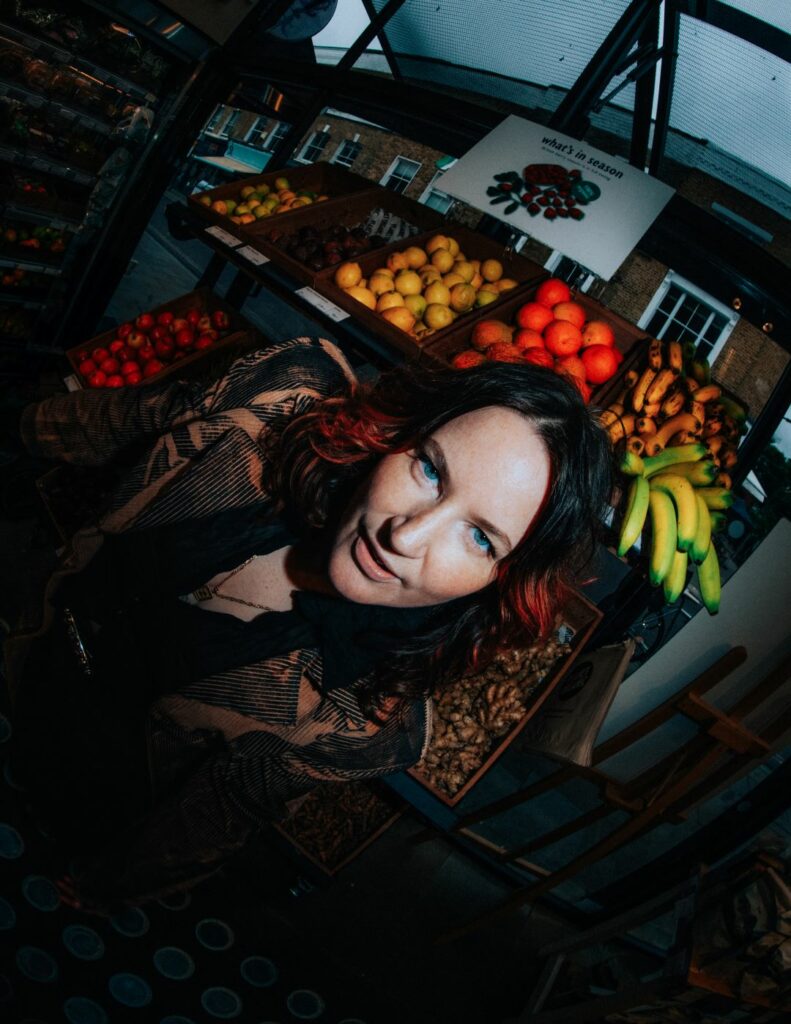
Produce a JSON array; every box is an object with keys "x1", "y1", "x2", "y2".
[
  {"x1": 486, "y1": 342, "x2": 524, "y2": 363},
  {"x1": 346, "y1": 286, "x2": 376, "y2": 310},
  {"x1": 404, "y1": 246, "x2": 428, "y2": 269},
  {"x1": 535, "y1": 277, "x2": 572, "y2": 308},
  {"x1": 424, "y1": 303, "x2": 455, "y2": 330},
  {"x1": 522, "y1": 348, "x2": 555, "y2": 369},
  {"x1": 387, "y1": 251, "x2": 411, "y2": 273},
  {"x1": 376, "y1": 292, "x2": 406, "y2": 312},
  {"x1": 452, "y1": 350, "x2": 486, "y2": 369},
  {"x1": 480, "y1": 258, "x2": 503, "y2": 282},
  {"x1": 581, "y1": 344, "x2": 620, "y2": 384},
  {"x1": 552, "y1": 301, "x2": 586, "y2": 329},
  {"x1": 555, "y1": 355, "x2": 586, "y2": 381},
  {"x1": 543, "y1": 319, "x2": 583, "y2": 357},
  {"x1": 516, "y1": 302, "x2": 554, "y2": 332},
  {"x1": 513, "y1": 328, "x2": 545, "y2": 351},
  {"x1": 471, "y1": 319, "x2": 513, "y2": 351},
  {"x1": 581, "y1": 320, "x2": 616, "y2": 348}
]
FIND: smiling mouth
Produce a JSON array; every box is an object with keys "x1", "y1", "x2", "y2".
[{"x1": 352, "y1": 529, "x2": 399, "y2": 582}]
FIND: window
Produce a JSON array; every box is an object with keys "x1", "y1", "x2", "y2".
[
  {"x1": 299, "y1": 128, "x2": 330, "y2": 163},
  {"x1": 381, "y1": 157, "x2": 421, "y2": 194},
  {"x1": 243, "y1": 115, "x2": 268, "y2": 145},
  {"x1": 332, "y1": 138, "x2": 362, "y2": 168},
  {"x1": 545, "y1": 251, "x2": 596, "y2": 293},
  {"x1": 261, "y1": 122, "x2": 290, "y2": 153},
  {"x1": 639, "y1": 272, "x2": 738, "y2": 363},
  {"x1": 205, "y1": 105, "x2": 231, "y2": 135},
  {"x1": 419, "y1": 171, "x2": 454, "y2": 214},
  {"x1": 219, "y1": 109, "x2": 243, "y2": 138}
]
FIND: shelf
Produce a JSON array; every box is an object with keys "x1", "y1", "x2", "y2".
[
  {"x1": 0, "y1": 254, "x2": 61, "y2": 276},
  {"x1": 0, "y1": 141, "x2": 96, "y2": 187},
  {"x1": 1, "y1": 201, "x2": 81, "y2": 233},
  {"x1": 0, "y1": 290, "x2": 45, "y2": 310},
  {"x1": 0, "y1": 21, "x2": 158, "y2": 104},
  {"x1": 0, "y1": 77, "x2": 116, "y2": 137}
]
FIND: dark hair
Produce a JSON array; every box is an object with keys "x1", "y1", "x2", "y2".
[{"x1": 266, "y1": 359, "x2": 614, "y2": 714}]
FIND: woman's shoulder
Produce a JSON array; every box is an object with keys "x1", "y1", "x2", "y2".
[{"x1": 218, "y1": 336, "x2": 358, "y2": 409}]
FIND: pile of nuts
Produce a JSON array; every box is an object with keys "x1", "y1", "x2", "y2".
[
  {"x1": 414, "y1": 637, "x2": 570, "y2": 798},
  {"x1": 277, "y1": 781, "x2": 400, "y2": 871}
]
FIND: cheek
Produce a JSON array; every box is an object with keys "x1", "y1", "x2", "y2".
[{"x1": 420, "y1": 538, "x2": 497, "y2": 602}]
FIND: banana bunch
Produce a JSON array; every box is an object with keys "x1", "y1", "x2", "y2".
[
  {"x1": 599, "y1": 339, "x2": 746, "y2": 482},
  {"x1": 616, "y1": 443, "x2": 731, "y2": 614}
]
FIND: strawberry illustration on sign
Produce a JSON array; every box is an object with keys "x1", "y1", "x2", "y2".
[{"x1": 486, "y1": 164, "x2": 601, "y2": 221}]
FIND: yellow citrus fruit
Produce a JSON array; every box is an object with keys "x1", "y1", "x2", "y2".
[
  {"x1": 235, "y1": 204, "x2": 250, "y2": 215},
  {"x1": 274, "y1": 176, "x2": 290, "y2": 190},
  {"x1": 475, "y1": 289, "x2": 499, "y2": 307},
  {"x1": 481, "y1": 258, "x2": 504, "y2": 282},
  {"x1": 452, "y1": 260, "x2": 475, "y2": 283},
  {"x1": 373, "y1": 266, "x2": 394, "y2": 278},
  {"x1": 346, "y1": 286, "x2": 376, "y2": 309},
  {"x1": 404, "y1": 294, "x2": 427, "y2": 319},
  {"x1": 380, "y1": 307, "x2": 416, "y2": 333},
  {"x1": 424, "y1": 303, "x2": 455, "y2": 329},
  {"x1": 211, "y1": 200, "x2": 227, "y2": 214},
  {"x1": 253, "y1": 206, "x2": 271, "y2": 219},
  {"x1": 442, "y1": 272, "x2": 465, "y2": 288},
  {"x1": 369, "y1": 273, "x2": 395, "y2": 296},
  {"x1": 495, "y1": 277, "x2": 519, "y2": 292},
  {"x1": 470, "y1": 271, "x2": 484, "y2": 289},
  {"x1": 425, "y1": 234, "x2": 450, "y2": 255},
  {"x1": 334, "y1": 262, "x2": 362, "y2": 289},
  {"x1": 387, "y1": 251, "x2": 411, "y2": 273},
  {"x1": 420, "y1": 268, "x2": 441, "y2": 287},
  {"x1": 376, "y1": 292, "x2": 406, "y2": 312},
  {"x1": 450, "y1": 283, "x2": 476, "y2": 312},
  {"x1": 240, "y1": 185, "x2": 256, "y2": 198},
  {"x1": 430, "y1": 249, "x2": 454, "y2": 273},
  {"x1": 394, "y1": 270, "x2": 423, "y2": 296},
  {"x1": 423, "y1": 281, "x2": 451, "y2": 306},
  {"x1": 239, "y1": 214, "x2": 255, "y2": 224},
  {"x1": 445, "y1": 236, "x2": 460, "y2": 257},
  {"x1": 404, "y1": 246, "x2": 428, "y2": 269}
]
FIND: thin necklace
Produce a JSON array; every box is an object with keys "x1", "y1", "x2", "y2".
[{"x1": 191, "y1": 556, "x2": 273, "y2": 611}]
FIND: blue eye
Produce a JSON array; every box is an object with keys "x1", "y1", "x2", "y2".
[
  {"x1": 420, "y1": 456, "x2": 440, "y2": 483},
  {"x1": 472, "y1": 526, "x2": 494, "y2": 554}
]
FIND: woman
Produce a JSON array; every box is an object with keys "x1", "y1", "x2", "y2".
[{"x1": 4, "y1": 334, "x2": 612, "y2": 911}]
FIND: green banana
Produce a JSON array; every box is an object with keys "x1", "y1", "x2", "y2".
[
  {"x1": 689, "y1": 358, "x2": 711, "y2": 385},
  {"x1": 697, "y1": 486, "x2": 734, "y2": 510},
  {"x1": 643, "y1": 443, "x2": 708, "y2": 478},
  {"x1": 619, "y1": 451, "x2": 645, "y2": 477},
  {"x1": 709, "y1": 510, "x2": 728, "y2": 533},
  {"x1": 650, "y1": 473, "x2": 699, "y2": 553},
  {"x1": 697, "y1": 540, "x2": 721, "y2": 614},
  {"x1": 617, "y1": 476, "x2": 650, "y2": 556},
  {"x1": 691, "y1": 494, "x2": 712, "y2": 564},
  {"x1": 648, "y1": 488, "x2": 677, "y2": 586},
  {"x1": 718, "y1": 397, "x2": 746, "y2": 423},
  {"x1": 663, "y1": 548, "x2": 688, "y2": 604},
  {"x1": 661, "y1": 459, "x2": 717, "y2": 486}
]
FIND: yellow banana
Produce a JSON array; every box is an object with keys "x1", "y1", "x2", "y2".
[
  {"x1": 630, "y1": 368, "x2": 657, "y2": 413},
  {"x1": 693, "y1": 384, "x2": 722, "y2": 403},
  {"x1": 644, "y1": 413, "x2": 701, "y2": 456},
  {"x1": 667, "y1": 341, "x2": 683, "y2": 372},
  {"x1": 697, "y1": 540, "x2": 721, "y2": 614},
  {"x1": 697, "y1": 486, "x2": 734, "y2": 510},
  {"x1": 645, "y1": 368, "x2": 678, "y2": 405},
  {"x1": 643, "y1": 401, "x2": 661, "y2": 418},
  {"x1": 648, "y1": 488, "x2": 677, "y2": 586},
  {"x1": 690, "y1": 494, "x2": 712, "y2": 564},
  {"x1": 650, "y1": 473, "x2": 699, "y2": 552},
  {"x1": 643, "y1": 443, "x2": 707, "y2": 478},
  {"x1": 636, "y1": 417, "x2": 656, "y2": 435},
  {"x1": 688, "y1": 400, "x2": 706, "y2": 427},
  {"x1": 663, "y1": 548, "x2": 688, "y2": 604},
  {"x1": 660, "y1": 387, "x2": 686, "y2": 418},
  {"x1": 669, "y1": 459, "x2": 717, "y2": 486},
  {"x1": 618, "y1": 450, "x2": 645, "y2": 477},
  {"x1": 689, "y1": 359, "x2": 711, "y2": 385},
  {"x1": 625, "y1": 434, "x2": 645, "y2": 456},
  {"x1": 617, "y1": 476, "x2": 650, "y2": 557},
  {"x1": 647, "y1": 338, "x2": 664, "y2": 370}
]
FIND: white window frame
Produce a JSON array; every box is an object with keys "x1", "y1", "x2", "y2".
[
  {"x1": 418, "y1": 170, "x2": 454, "y2": 215},
  {"x1": 331, "y1": 134, "x2": 362, "y2": 168},
  {"x1": 204, "y1": 105, "x2": 232, "y2": 137},
  {"x1": 261, "y1": 122, "x2": 290, "y2": 153},
  {"x1": 296, "y1": 125, "x2": 331, "y2": 164},
  {"x1": 218, "y1": 109, "x2": 243, "y2": 139},
  {"x1": 638, "y1": 270, "x2": 739, "y2": 365},
  {"x1": 380, "y1": 156, "x2": 421, "y2": 193},
  {"x1": 243, "y1": 115, "x2": 268, "y2": 144},
  {"x1": 545, "y1": 250, "x2": 596, "y2": 293}
]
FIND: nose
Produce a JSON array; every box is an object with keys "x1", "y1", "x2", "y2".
[{"x1": 385, "y1": 504, "x2": 443, "y2": 557}]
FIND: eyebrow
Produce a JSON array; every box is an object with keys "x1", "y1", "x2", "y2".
[{"x1": 424, "y1": 437, "x2": 514, "y2": 554}]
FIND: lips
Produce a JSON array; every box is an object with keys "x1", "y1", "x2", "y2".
[{"x1": 353, "y1": 530, "x2": 399, "y2": 583}]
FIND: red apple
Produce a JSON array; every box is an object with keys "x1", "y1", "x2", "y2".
[
  {"x1": 87, "y1": 370, "x2": 107, "y2": 388},
  {"x1": 100, "y1": 357, "x2": 120, "y2": 375},
  {"x1": 109, "y1": 339, "x2": 126, "y2": 355},
  {"x1": 155, "y1": 337, "x2": 175, "y2": 360},
  {"x1": 150, "y1": 325, "x2": 170, "y2": 342},
  {"x1": 124, "y1": 371, "x2": 142, "y2": 385},
  {"x1": 174, "y1": 328, "x2": 195, "y2": 349},
  {"x1": 186, "y1": 309, "x2": 201, "y2": 326},
  {"x1": 120, "y1": 360, "x2": 140, "y2": 375},
  {"x1": 117, "y1": 323, "x2": 133, "y2": 339},
  {"x1": 156, "y1": 311, "x2": 174, "y2": 327},
  {"x1": 211, "y1": 310, "x2": 230, "y2": 330},
  {"x1": 142, "y1": 359, "x2": 164, "y2": 378},
  {"x1": 171, "y1": 318, "x2": 189, "y2": 333},
  {"x1": 127, "y1": 331, "x2": 146, "y2": 350},
  {"x1": 195, "y1": 335, "x2": 214, "y2": 350},
  {"x1": 115, "y1": 345, "x2": 132, "y2": 362},
  {"x1": 78, "y1": 359, "x2": 97, "y2": 377},
  {"x1": 105, "y1": 374, "x2": 125, "y2": 388},
  {"x1": 196, "y1": 314, "x2": 213, "y2": 333},
  {"x1": 138, "y1": 343, "x2": 156, "y2": 363},
  {"x1": 136, "y1": 312, "x2": 155, "y2": 331},
  {"x1": 91, "y1": 347, "x2": 109, "y2": 364}
]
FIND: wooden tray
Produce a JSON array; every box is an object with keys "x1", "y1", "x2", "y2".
[
  {"x1": 408, "y1": 590, "x2": 603, "y2": 807},
  {"x1": 312, "y1": 223, "x2": 548, "y2": 360},
  {"x1": 187, "y1": 161, "x2": 375, "y2": 231},
  {"x1": 421, "y1": 285, "x2": 650, "y2": 405},
  {"x1": 65, "y1": 287, "x2": 257, "y2": 389},
  {"x1": 240, "y1": 186, "x2": 446, "y2": 285},
  {"x1": 272, "y1": 781, "x2": 404, "y2": 876}
]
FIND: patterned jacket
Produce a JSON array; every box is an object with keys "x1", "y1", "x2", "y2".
[{"x1": 16, "y1": 336, "x2": 432, "y2": 906}]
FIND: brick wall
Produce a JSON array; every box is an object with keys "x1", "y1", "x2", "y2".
[
  {"x1": 712, "y1": 322, "x2": 789, "y2": 420},
  {"x1": 594, "y1": 253, "x2": 669, "y2": 325}
]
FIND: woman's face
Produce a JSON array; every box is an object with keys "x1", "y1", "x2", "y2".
[{"x1": 327, "y1": 406, "x2": 551, "y2": 607}]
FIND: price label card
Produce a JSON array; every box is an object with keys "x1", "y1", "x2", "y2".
[
  {"x1": 236, "y1": 245, "x2": 270, "y2": 266},
  {"x1": 296, "y1": 287, "x2": 350, "y2": 322},
  {"x1": 63, "y1": 373, "x2": 82, "y2": 392},
  {"x1": 204, "y1": 225, "x2": 242, "y2": 247}
]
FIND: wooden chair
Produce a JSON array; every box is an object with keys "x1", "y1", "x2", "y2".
[{"x1": 436, "y1": 645, "x2": 791, "y2": 942}]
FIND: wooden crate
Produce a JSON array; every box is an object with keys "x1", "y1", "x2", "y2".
[
  {"x1": 312, "y1": 224, "x2": 548, "y2": 360},
  {"x1": 187, "y1": 161, "x2": 375, "y2": 231},
  {"x1": 272, "y1": 781, "x2": 404, "y2": 876},
  {"x1": 421, "y1": 285, "x2": 651, "y2": 405},
  {"x1": 65, "y1": 287, "x2": 257, "y2": 389},
  {"x1": 408, "y1": 591, "x2": 603, "y2": 807},
  {"x1": 240, "y1": 186, "x2": 446, "y2": 285}
]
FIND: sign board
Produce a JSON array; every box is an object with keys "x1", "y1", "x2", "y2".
[{"x1": 438, "y1": 115, "x2": 675, "y2": 280}]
